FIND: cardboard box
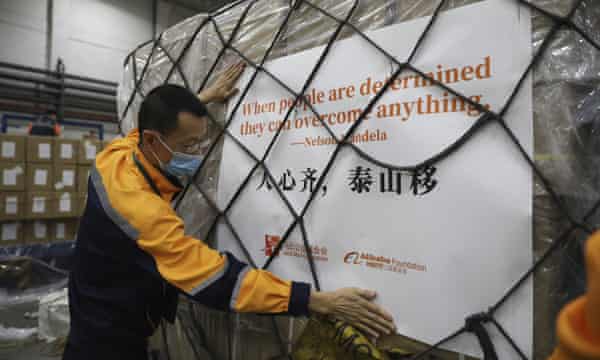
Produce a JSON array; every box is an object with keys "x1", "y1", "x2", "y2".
[
  {"x1": 78, "y1": 139, "x2": 102, "y2": 164},
  {"x1": 27, "y1": 163, "x2": 53, "y2": 191},
  {"x1": 50, "y1": 219, "x2": 78, "y2": 242},
  {"x1": 54, "y1": 192, "x2": 79, "y2": 218},
  {"x1": 0, "y1": 162, "x2": 25, "y2": 191},
  {"x1": 0, "y1": 222, "x2": 23, "y2": 245},
  {"x1": 25, "y1": 192, "x2": 54, "y2": 219},
  {"x1": 54, "y1": 165, "x2": 77, "y2": 191},
  {"x1": 77, "y1": 166, "x2": 91, "y2": 193},
  {"x1": 0, "y1": 192, "x2": 25, "y2": 221},
  {"x1": 24, "y1": 220, "x2": 50, "y2": 244},
  {"x1": 54, "y1": 139, "x2": 79, "y2": 164},
  {"x1": 77, "y1": 192, "x2": 88, "y2": 216},
  {"x1": 0, "y1": 134, "x2": 26, "y2": 162},
  {"x1": 27, "y1": 136, "x2": 54, "y2": 163}
]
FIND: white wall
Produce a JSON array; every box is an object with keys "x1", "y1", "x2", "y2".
[
  {"x1": 156, "y1": 0, "x2": 196, "y2": 35},
  {"x1": 52, "y1": 0, "x2": 153, "y2": 82},
  {"x1": 0, "y1": 0, "x2": 199, "y2": 82},
  {"x1": 0, "y1": 0, "x2": 47, "y2": 68},
  {"x1": 0, "y1": 0, "x2": 199, "y2": 138},
  {"x1": 51, "y1": 0, "x2": 198, "y2": 82}
]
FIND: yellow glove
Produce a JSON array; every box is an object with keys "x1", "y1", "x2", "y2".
[{"x1": 550, "y1": 231, "x2": 600, "y2": 360}]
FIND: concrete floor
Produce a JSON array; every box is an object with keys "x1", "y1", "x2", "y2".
[
  {"x1": 0, "y1": 299, "x2": 63, "y2": 360},
  {"x1": 1, "y1": 341, "x2": 62, "y2": 360}
]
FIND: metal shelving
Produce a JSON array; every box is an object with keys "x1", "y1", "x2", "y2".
[{"x1": 0, "y1": 60, "x2": 118, "y2": 124}]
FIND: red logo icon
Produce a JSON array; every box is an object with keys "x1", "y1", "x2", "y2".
[
  {"x1": 264, "y1": 235, "x2": 281, "y2": 256},
  {"x1": 344, "y1": 251, "x2": 361, "y2": 265}
]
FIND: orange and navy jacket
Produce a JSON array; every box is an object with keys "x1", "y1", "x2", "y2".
[
  {"x1": 67, "y1": 130, "x2": 311, "y2": 347},
  {"x1": 549, "y1": 232, "x2": 600, "y2": 360}
]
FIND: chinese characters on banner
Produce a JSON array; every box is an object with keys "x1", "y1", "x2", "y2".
[
  {"x1": 258, "y1": 165, "x2": 438, "y2": 197},
  {"x1": 217, "y1": 1, "x2": 532, "y2": 358}
]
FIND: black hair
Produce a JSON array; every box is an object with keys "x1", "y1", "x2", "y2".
[{"x1": 138, "y1": 84, "x2": 208, "y2": 143}]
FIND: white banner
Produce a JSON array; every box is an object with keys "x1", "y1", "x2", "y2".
[{"x1": 218, "y1": 0, "x2": 532, "y2": 357}]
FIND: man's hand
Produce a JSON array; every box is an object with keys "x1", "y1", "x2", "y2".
[
  {"x1": 198, "y1": 62, "x2": 246, "y2": 103},
  {"x1": 308, "y1": 288, "x2": 396, "y2": 339}
]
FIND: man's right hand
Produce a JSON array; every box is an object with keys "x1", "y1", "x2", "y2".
[{"x1": 308, "y1": 287, "x2": 396, "y2": 339}]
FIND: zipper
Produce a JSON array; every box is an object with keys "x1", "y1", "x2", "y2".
[{"x1": 133, "y1": 153, "x2": 161, "y2": 197}]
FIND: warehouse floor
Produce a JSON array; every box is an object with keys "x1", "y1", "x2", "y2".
[{"x1": 1, "y1": 342, "x2": 62, "y2": 360}]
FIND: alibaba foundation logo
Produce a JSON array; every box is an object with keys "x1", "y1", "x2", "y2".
[
  {"x1": 343, "y1": 250, "x2": 427, "y2": 275},
  {"x1": 343, "y1": 251, "x2": 362, "y2": 265}
]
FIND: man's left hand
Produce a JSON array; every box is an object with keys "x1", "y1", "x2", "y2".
[{"x1": 198, "y1": 61, "x2": 246, "y2": 104}]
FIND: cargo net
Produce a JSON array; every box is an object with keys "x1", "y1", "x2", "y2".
[{"x1": 119, "y1": 0, "x2": 600, "y2": 359}]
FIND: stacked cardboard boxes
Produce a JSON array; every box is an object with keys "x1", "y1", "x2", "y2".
[
  {"x1": 55, "y1": 137, "x2": 83, "y2": 220},
  {"x1": 0, "y1": 134, "x2": 26, "y2": 246},
  {"x1": 0, "y1": 222, "x2": 23, "y2": 246},
  {"x1": 0, "y1": 134, "x2": 103, "y2": 246},
  {"x1": 25, "y1": 136, "x2": 55, "y2": 226},
  {"x1": 79, "y1": 139, "x2": 102, "y2": 165},
  {"x1": 77, "y1": 165, "x2": 91, "y2": 214},
  {"x1": 77, "y1": 138, "x2": 100, "y2": 215},
  {"x1": 51, "y1": 219, "x2": 79, "y2": 242},
  {"x1": 24, "y1": 136, "x2": 56, "y2": 244}
]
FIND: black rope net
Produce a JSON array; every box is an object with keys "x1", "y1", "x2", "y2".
[{"x1": 118, "y1": 0, "x2": 600, "y2": 358}]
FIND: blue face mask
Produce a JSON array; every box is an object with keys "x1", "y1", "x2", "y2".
[
  {"x1": 152, "y1": 136, "x2": 204, "y2": 180},
  {"x1": 164, "y1": 152, "x2": 203, "y2": 179}
]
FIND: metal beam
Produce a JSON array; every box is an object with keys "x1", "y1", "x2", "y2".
[
  {"x1": 0, "y1": 70, "x2": 117, "y2": 96},
  {"x1": 153, "y1": 0, "x2": 158, "y2": 39},
  {"x1": 0, "y1": 61, "x2": 118, "y2": 87},
  {"x1": 0, "y1": 81, "x2": 60, "y2": 96},
  {"x1": 0, "y1": 100, "x2": 118, "y2": 123},
  {"x1": 0, "y1": 91, "x2": 116, "y2": 114},
  {"x1": 0, "y1": 82, "x2": 118, "y2": 105},
  {"x1": 46, "y1": 0, "x2": 53, "y2": 70}
]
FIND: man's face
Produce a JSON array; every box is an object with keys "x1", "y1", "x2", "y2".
[
  {"x1": 165, "y1": 112, "x2": 209, "y2": 154},
  {"x1": 144, "y1": 112, "x2": 209, "y2": 164}
]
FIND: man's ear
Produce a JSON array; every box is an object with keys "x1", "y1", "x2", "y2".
[{"x1": 142, "y1": 130, "x2": 157, "y2": 145}]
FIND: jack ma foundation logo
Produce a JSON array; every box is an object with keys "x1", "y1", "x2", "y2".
[
  {"x1": 343, "y1": 250, "x2": 427, "y2": 275},
  {"x1": 263, "y1": 235, "x2": 329, "y2": 261}
]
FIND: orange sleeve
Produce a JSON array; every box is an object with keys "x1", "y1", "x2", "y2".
[
  {"x1": 233, "y1": 269, "x2": 295, "y2": 313},
  {"x1": 91, "y1": 156, "x2": 311, "y2": 315},
  {"x1": 549, "y1": 232, "x2": 600, "y2": 360}
]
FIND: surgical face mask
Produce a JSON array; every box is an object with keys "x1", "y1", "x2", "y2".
[{"x1": 151, "y1": 136, "x2": 204, "y2": 180}]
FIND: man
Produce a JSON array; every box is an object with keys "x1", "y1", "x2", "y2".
[
  {"x1": 63, "y1": 62, "x2": 396, "y2": 360},
  {"x1": 28, "y1": 109, "x2": 61, "y2": 136}
]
